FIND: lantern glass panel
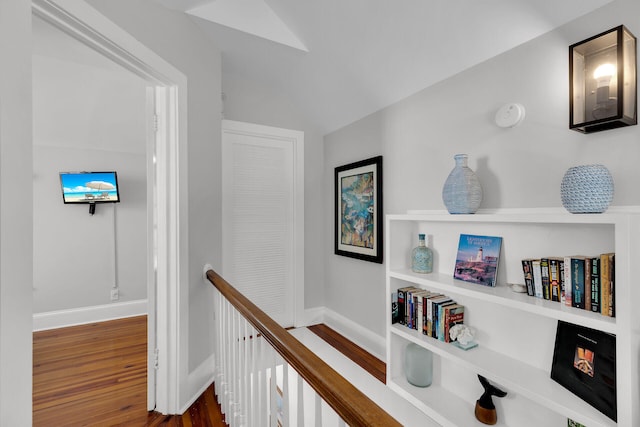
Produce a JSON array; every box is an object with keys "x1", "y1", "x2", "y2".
[{"x1": 570, "y1": 26, "x2": 637, "y2": 133}]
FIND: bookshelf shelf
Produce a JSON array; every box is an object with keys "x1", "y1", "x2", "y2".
[
  {"x1": 390, "y1": 324, "x2": 615, "y2": 427},
  {"x1": 389, "y1": 269, "x2": 617, "y2": 334},
  {"x1": 385, "y1": 209, "x2": 640, "y2": 427},
  {"x1": 387, "y1": 373, "x2": 491, "y2": 427}
]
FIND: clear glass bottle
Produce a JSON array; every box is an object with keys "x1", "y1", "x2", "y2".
[
  {"x1": 404, "y1": 342, "x2": 433, "y2": 387},
  {"x1": 411, "y1": 234, "x2": 433, "y2": 274}
]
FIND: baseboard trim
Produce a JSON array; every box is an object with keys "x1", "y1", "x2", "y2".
[
  {"x1": 33, "y1": 299, "x2": 148, "y2": 331},
  {"x1": 303, "y1": 307, "x2": 385, "y2": 361},
  {"x1": 181, "y1": 353, "x2": 216, "y2": 414}
]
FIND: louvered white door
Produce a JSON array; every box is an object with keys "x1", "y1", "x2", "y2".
[{"x1": 221, "y1": 120, "x2": 304, "y2": 327}]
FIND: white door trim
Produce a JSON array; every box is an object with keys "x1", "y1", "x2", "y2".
[
  {"x1": 221, "y1": 120, "x2": 305, "y2": 327},
  {"x1": 32, "y1": 0, "x2": 188, "y2": 414}
]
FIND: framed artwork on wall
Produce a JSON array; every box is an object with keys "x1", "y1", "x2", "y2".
[{"x1": 334, "y1": 156, "x2": 383, "y2": 263}]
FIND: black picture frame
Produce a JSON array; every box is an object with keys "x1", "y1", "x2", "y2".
[
  {"x1": 551, "y1": 320, "x2": 617, "y2": 421},
  {"x1": 334, "y1": 156, "x2": 383, "y2": 263}
]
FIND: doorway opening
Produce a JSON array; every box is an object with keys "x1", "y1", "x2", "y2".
[{"x1": 32, "y1": 0, "x2": 187, "y2": 414}]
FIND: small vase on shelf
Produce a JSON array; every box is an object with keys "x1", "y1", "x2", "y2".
[
  {"x1": 560, "y1": 164, "x2": 614, "y2": 214},
  {"x1": 411, "y1": 234, "x2": 433, "y2": 274},
  {"x1": 404, "y1": 343, "x2": 433, "y2": 387},
  {"x1": 442, "y1": 154, "x2": 483, "y2": 214}
]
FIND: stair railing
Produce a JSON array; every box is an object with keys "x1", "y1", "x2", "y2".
[{"x1": 205, "y1": 268, "x2": 401, "y2": 427}]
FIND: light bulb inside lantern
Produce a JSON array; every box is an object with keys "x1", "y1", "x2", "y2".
[{"x1": 593, "y1": 63, "x2": 616, "y2": 105}]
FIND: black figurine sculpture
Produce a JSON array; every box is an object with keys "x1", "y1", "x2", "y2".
[{"x1": 475, "y1": 375, "x2": 507, "y2": 425}]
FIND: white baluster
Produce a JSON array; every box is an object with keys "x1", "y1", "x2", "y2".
[
  {"x1": 282, "y1": 361, "x2": 289, "y2": 427},
  {"x1": 212, "y1": 285, "x2": 356, "y2": 427},
  {"x1": 270, "y1": 356, "x2": 278, "y2": 427},
  {"x1": 297, "y1": 375, "x2": 304, "y2": 426},
  {"x1": 315, "y1": 393, "x2": 322, "y2": 427}
]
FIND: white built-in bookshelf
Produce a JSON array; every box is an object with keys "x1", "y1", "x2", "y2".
[{"x1": 385, "y1": 208, "x2": 640, "y2": 427}]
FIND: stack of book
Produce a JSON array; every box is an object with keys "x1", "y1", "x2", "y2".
[
  {"x1": 521, "y1": 253, "x2": 615, "y2": 317},
  {"x1": 392, "y1": 286, "x2": 465, "y2": 343}
]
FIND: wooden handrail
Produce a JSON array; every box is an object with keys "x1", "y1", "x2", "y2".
[{"x1": 206, "y1": 269, "x2": 402, "y2": 427}]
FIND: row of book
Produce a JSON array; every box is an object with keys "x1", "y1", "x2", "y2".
[
  {"x1": 521, "y1": 253, "x2": 615, "y2": 317},
  {"x1": 392, "y1": 286, "x2": 465, "y2": 343}
]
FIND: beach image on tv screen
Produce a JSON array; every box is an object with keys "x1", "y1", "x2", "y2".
[{"x1": 60, "y1": 172, "x2": 119, "y2": 203}]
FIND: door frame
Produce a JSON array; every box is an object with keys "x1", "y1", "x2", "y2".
[{"x1": 32, "y1": 0, "x2": 188, "y2": 413}]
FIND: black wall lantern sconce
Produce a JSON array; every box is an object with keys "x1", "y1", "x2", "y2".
[{"x1": 570, "y1": 25, "x2": 637, "y2": 133}]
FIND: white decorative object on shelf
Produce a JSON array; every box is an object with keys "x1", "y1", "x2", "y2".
[
  {"x1": 449, "y1": 324, "x2": 478, "y2": 350},
  {"x1": 495, "y1": 103, "x2": 526, "y2": 128},
  {"x1": 560, "y1": 164, "x2": 614, "y2": 214}
]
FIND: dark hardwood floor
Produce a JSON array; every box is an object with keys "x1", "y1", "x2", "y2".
[
  {"x1": 33, "y1": 317, "x2": 382, "y2": 426},
  {"x1": 307, "y1": 323, "x2": 386, "y2": 384}
]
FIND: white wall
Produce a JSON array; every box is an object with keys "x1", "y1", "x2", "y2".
[
  {"x1": 324, "y1": 0, "x2": 640, "y2": 342},
  {"x1": 222, "y1": 71, "x2": 326, "y2": 314},
  {"x1": 32, "y1": 43, "x2": 148, "y2": 313},
  {"x1": 0, "y1": 0, "x2": 33, "y2": 423},
  {"x1": 85, "y1": 0, "x2": 223, "y2": 397}
]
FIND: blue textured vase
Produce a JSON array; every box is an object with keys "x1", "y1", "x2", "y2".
[
  {"x1": 560, "y1": 165, "x2": 614, "y2": 214},
  {"x1": 404, "y1": 343, "x2": 433, "y2": 387},
  {"x1": 442, "y1": 154, "x2": 483, "y2": 214},
  {"x1": 411, "y1": 234, "x2": 433, "y2": 274}
]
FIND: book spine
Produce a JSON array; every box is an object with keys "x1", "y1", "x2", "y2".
[
  {"x1": 521, "y1": 259, "x2": 535, "y2": 296},
  {"x1": 432, "y1": 299, "x2": 450, "y2": 340},
  {"x1": 426, "y1": 296, "x2": 434, "y2": 337},
  {"x1": 563, "y1": 256, "x2": 572, "y2": 307},
  {"x1": 391, "y1": 292, "x2": 398, "y2": 324},
  {"x1": 549, "y1": 258, "x2": 561, "y2": 302},
  {"x1": 600, "y1": 254, "x2": 610, "y2": 316},
  {"x1": 584, "y1": 258, "x2": 592, "y2": 311},
  {"x1": 532, "y1": 259, "x2": 543, "y2": 299},
  {"x1": 407, "y1": 290, "x2": 415, "y2": 329},
  {"x1": 559, "y1": 258, "x2": 566, "y2": 304},
  {"x1": 414, "y1": 292, "x2": 427, "y2": 332},
  {"x1": 438, "y1": 303, "x2": 449, "y2": 341},
  {"x1": 540, "y1": 258, "x2": 551, "y2": 300},
  {"x1": 445, "y1": 306, "x2": 464, "y2": 343},
  {"x1": 590, "y1": 257, "x2": 600, "y2": 313},
  {"x1": 609, "y1": 254, "x2": 615, "y2": 317},
  {"x1": 397, "y1": 289, "x2": 405, "y2": 325},
  {"x1": 571, "y1": 258, "x2": 585, "y2": 309},
  {"x1": 422, "y1": 295, "x2": 429, "y2": 335}
]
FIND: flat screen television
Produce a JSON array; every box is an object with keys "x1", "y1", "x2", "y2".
[{"x1": 60, "y1": 171, "x2": 121, "y2": 205}]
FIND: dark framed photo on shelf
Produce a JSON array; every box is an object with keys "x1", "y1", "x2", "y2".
[
  {"x1": 334, "y1": 156, "x2": 383, "y2": 263},
  {"x1": 551, "y1": 320, "x2": 617, "y2": 422}
]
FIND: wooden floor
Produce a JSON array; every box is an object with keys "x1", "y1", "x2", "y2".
[
  {"x1": 33, "y1": 317, "x2": 382, "y2": 426},
  {"x1": 307, "y1": 323, "x2": 386, "y2": 384}
]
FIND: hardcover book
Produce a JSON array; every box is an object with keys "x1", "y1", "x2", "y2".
[
  {"x1": 549, "y1": 257, "x2": 562, "y2": 302},
  {"x1": 426, "y1": 295, "x2": 450, "y2": 337},
  {"x1": 391, "y1": 292, "x2": 399, "y2": 324},
  {"x1": 551, "y1": 321, "x2": 617, "y2": 421},
  {"x1": 570, "y1": 257, "x2": 587, "y2": 310},
  {"x1": 532, "y1": 259, "x2": 543, "y2": 299},
  {"x1": 600, "y1": 254, "x2": 612, "y2": 316},
  {"x1": 540, "y1": 258, "x2": 551, "y2": 300},
  {"x1": 590, "y1": 257, "x2": 600, "y2": 313},
  {"x1": 443, "y1": 304, "x2": 464, "y2": 343},
  {"x1": 521, "y1": 259, "x2": 535, "y2": 296},
  {"x1": 423, "y1": 293, "x2": 444, "y2": 336},
  {"x1": 563, "y1": 256, "x2": 573, "y2": 307},
  {"x1": 453, "y1": 234, "x2": 502, "y2": 287}
]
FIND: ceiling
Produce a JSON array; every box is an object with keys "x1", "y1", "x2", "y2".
[{"x1": 159, "y1": 0, "x2": 611, "y2": 134}]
